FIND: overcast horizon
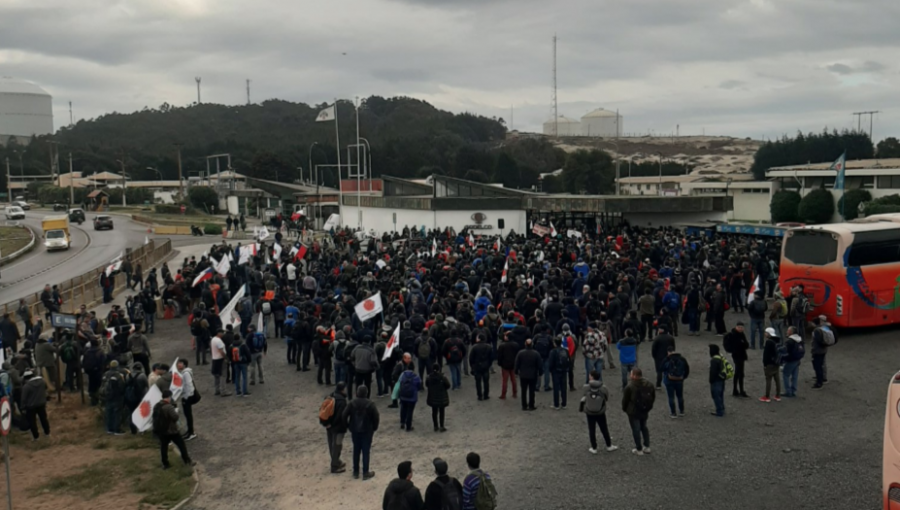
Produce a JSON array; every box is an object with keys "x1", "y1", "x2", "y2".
[{"x1": 2, "y1": 0, "x2": 898, "y2": 142}]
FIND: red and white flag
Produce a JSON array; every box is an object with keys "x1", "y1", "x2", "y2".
[
  {"x1": 493, "y1": 236, "x2": 501, "y2": 252},
  {"x1": 747, "y1": 275, "x2": 760, "y2": 303},
  {"x1": 290, "y1": 244, "x2": 308, "y2": 262},
  {"x1": 431, "y1": 238, "x2": 437, "y2": 258},
  {"x1": 467, "y1": 233, "x2": 475, "y2": 248},
  {"x1": 501, "y1": 257, "x2": 509, "y2": 283},
  {"x1": 131, "y1": 360, "x2": 185, "y2": 432},
  {"x1": 354, "y1": 292, "x2": 383, "y2": 322},
  {"x1": 382, "y1": 323, "x2": 401, "y2": 361},
  {"x1": 192, "y1": 267, "x2": 215, "y2": 287},
  {"x1": 550, "y1": 222, "x2": 558, "y2": 237}
]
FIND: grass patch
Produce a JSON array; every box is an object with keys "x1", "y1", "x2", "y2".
[
  {"x1": 33, "y1": 455, "x2": 193, "y2": 506},
  {"x1": 0, "y1": 225, "x2": 32, "y2": 256}
]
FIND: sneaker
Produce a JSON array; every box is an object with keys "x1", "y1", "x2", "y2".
[
  {"x1": 643, "y1": 447, "x2": 651, "y2": 454},
  {"x1": 759, "y1": 396, "x2": 771, "y2": 403},
  {"x1": 560, "y1": 406, "x2": 566, "y2": 410},
  {"x1": 363, "y1": 471, "x2": 376, "y2": 480},
  {"x1": 550, "y1": 406, "x2": 559, "y2": 410},
  {"x1": 353, "y1": 472, "x2": 360, "y2": 479},
  {"x1": 678, "y1": 413, "x2": 685, "y2": 418},
  {"x1": 589, "y1": 448, "x2": 598, "y2": 454},
  {"x1": 774, "y1": 396, "x2": 782, "y2": 402},
  {"x1": 331, "y1": 467, "x2": 347, "y2": 474},
  {"x1": 185, "y1": 434, "x2": 198, "y2": 441},
  {"x1": 812, "y1": 385, "x2": 823, "y2": 390},
  {"x1": 606, "y1": 445, "x2": 619, "y2": 452},
  {"x1": 113, "y1": 432, "x2": 125, "y2": 436},
  {"x1": 631, "y1": 449, "x2": 644, "y2": 456},
  {"x1": 440, "y1": 427, "x2": 447, "y2": 432},
  {"x1": 669, "y1": 414, "x2": 677, "y2": 419}
]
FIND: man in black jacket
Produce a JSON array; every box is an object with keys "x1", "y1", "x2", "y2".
[
  {"x1": 514, "y1": 339, "x2": 543, "y2": 411},
  {"x1": 424, "y1": 458, "x2": 463, "y2": 510},
  {"x1": 324, "y1": 382, "x2": 349, "y2": 473},
  {"x1": 469, "y1": 335, "x2": 493, "y2": 401},
  {"x1": 548, "y1": 338, "x2": 570, "y2": 410},
  {"x1": 650, "y1": 326, "x2": 676, "y2": 389},
  {"x1": 723, "y1": 323, "x2": 749, "y2": 398},
  {"x1": 383, "y1": 461, "x2": 424, "y2": 510},
  {"x1": 760, "y1": 328, "x2": 782, "y2": 402},
  {"x1": 343, "y1": 385, "x2": 380, "y2": 480}
]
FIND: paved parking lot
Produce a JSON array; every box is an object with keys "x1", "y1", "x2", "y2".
[{"x1": 149, "y1": 310, "x2": 889, "y2": 510}]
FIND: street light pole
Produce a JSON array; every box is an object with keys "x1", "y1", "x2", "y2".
[
  {"x1": 68, "y1": 153, "x2": 74, "y2": 206},
  {"x1": 117, "y1": 159, "x2": 127, "y2": 207},
  {"x1": 5, "y1": 158, "x2": 10, "y2": 204},
  {"x1": 656, "y1": 152, "x2": 663, "y2": 196}
]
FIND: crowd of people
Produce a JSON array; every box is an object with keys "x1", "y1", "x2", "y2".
[{"x1": 0, "y1": 217, "x2": 841, "y2": 504}]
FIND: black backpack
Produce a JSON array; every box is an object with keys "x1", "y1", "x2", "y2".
[
  {"x1": 440, "y1": 479, "x2": 462, "y2": 510},
  {"x1": 334, "y1": 340, "x2": 349, "y2": 362},
  {"x1": 634, "y1": 383, "x2": 655, "y2": 414},
  {"x1": 556, "y1": 347, "x2": 570, "y2": 372},
  {"x1": 447, "y1": 341, "x2": 463, "y2": 363}
]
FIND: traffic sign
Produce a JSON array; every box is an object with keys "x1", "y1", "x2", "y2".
[{"x1": 0, "y1": 397, "x2": 11, "y2": 436}]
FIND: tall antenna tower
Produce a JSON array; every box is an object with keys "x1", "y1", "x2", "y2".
[
  {"x1": 195, "y1": 77, "x2": 202, "y2": 104},
  {"x1": 552, "y1": 34, "x2": 558, "y2": 137},
  {"x1": 246, "y1": 79, "x2": 251, "y2": 105},
  {"x1": 852, "y1": 110, "x2": 880, "y2": 140},
  {"x1": 68, "y1": 101, "x2": 73, "y2": 126}
]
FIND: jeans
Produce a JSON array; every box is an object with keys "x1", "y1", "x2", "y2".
[
  {"x1": 105, "y1": 404, "x2": 121, "y2": 433},
  {"x1": 812, "y1": 353, "x2": 825, "y2": 386},
  {"x1": 749, "y1": 319, "x2": 765, "y2": 349},
  {"x1": 584, "y1": 358, "x2": 603, "y2": 384},
  {"x1": 710, "y1": 380, "x2": 725, "y2": 416},
  {"x1": 551, "y1": 372, "x2": 567, "y2": 408},
  {"x1": 448, "y1": 363, "x2": 462, "y2": 389},
  {"x1": 351, "y1": 431, "x2": 373, "y2": 475},
  {"x1": 542, "y1": 359, "x2": 551, "y2": 390},
  {"x1": 782, "y1": 360, "x2": 800, "y2": 396},
  {"x1": 431, "y1": 406, "x2": 446, "y2": 429},
  {"x1": 376, "y1": 369, "x2": 385, "y2": 396},
  {"x1": 250, "y1": 352, "x2": 265, "y2": 383},
  {"x1": 628, "y1": 416, "x2": 650, "y2": 451},
  {"x1": 770, "y1": 318, "x2": 784, "y2": 340},
  {"x1": 287, "y1": 340, "x2": 298, "y2": 364},
  {"x1": 520, "y1": 378, "x2": 536, "y2": 409},
  {"x1": 620, "y1": 363, "x2": 635, "y2": 389},
  {"x1": 399, "y1": 400, "x2": 416, "y2": 429},
  {"x1": 145, "y1": 313, "x2": 155, "y2": 334},
  {"x1": 475, "y1": 371, "x2": 491, "y2": 399},
  {"x1": 334, "y1": 361, "x2": 347, "y2": 385},
  {"x1": 640, "y1": 315, "x2": 654, "y2": 341},
  {"x1": 764, "y1": 365, "x2": 781, "y2": 398},
  {"x1": 688, "y1": 309, "x2": 700, "y2": 333},
  {"x1": 182, "y1": 397, "x2": 195, "y2": 436},
  {"x1": 587, "y1": 414, "x2": 612, "y2": 449},
  {"x1": 234, "y1": 364, "x2": 249, "y2": 395},
  {"x1": 664, "y1": 379, "x2": 684, "y2": 415},
  {"x1": 327, "y1": 429, "x2": 345, "y2": 470},
  {"x1": 417, "y1": 357, "x2": 430, "y2": 381}
]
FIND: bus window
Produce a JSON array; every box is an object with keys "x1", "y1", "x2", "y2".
[{"x1": 784, "y1": 230, "x2": 838, "y2": 265}]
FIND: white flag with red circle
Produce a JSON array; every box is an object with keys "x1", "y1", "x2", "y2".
[
  {"x1": 382, "y1": 323, "x2": 401, "y2": 361},
  {"x1": 501, "y1": 257, "x2": 509, "y2": 283},
  {"x1": 354, "y1": 292, "x2": 383, "y2": 323}
]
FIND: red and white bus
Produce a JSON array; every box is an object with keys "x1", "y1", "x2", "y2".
[{"x1": 780, "y1": 220, "x2": 900, "y2": 328}]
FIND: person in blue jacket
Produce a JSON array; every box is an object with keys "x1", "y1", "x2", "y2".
[
  {"x1": 397, "y1": 365, "x2": 423, "y2": 431},
  {"x1": 617, "y1": 330, "x2": 639, "y2": 389}
]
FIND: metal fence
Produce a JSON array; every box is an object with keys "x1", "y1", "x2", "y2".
[{"x1": 0, "y1": 238, "x2": 173, "y2": 320}]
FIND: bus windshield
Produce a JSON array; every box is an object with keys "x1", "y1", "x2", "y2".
[
  {"x1": 846, "y1": 229, "x2": 900, "y2": 267},
  {"x1": 783, "y1": 230, "x2": 838, "y2": 265}
]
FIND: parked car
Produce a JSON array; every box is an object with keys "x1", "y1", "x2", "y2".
[
  {"x1": 14, "y1": 201, "x2": 31, "y2": 211},
  {"x1": 68, "y1": 208, "x2": 85, "y2": 224},
  {"x1": 53, "y1": 203, "x2": 68, "y2": 211},
  {"x1": 4, "y1": 206, "x2": 25, "y2": 220},
  {"x1": 93, "y1": 215, "x2": 114, "y2": 230}
]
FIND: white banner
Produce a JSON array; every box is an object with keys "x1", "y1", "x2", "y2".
[{"x1": 220, "y1": 284, "x2": 246, "y2": 328}]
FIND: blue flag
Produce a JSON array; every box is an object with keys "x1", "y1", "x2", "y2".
[{"x1": 831, "y1": 152, "x2": 847, "y2": 191}]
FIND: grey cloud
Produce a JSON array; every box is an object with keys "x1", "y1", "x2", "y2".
[
  {"x1": 719, "y1": 80, "x2": 745, "y2": 90},
  {"x1": 827, "y1": 60, "x2": 887, "y2": 75},
  {"x1": 826, "y1": 64, "x2": 854, "y2": 75}
]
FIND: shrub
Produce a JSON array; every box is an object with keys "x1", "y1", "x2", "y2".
[
  {"x1": 204, "y1": 223, "x2": 222, "y2": 235},
  {"x1": 798, "y1": 188, "x2": 835, "y2": 224},
  {"x1": 836, "y1": 188, "x2": 872, "y2": 220},
  {"x1": 863, "y1": 204, "x2": 900, "y2": 216},
  {"x1": 188, "y1": 187, "x2": 219, "y2": 212},
  {"x1": 770, "y1": 190, "x2": 801, "y2": 223}
]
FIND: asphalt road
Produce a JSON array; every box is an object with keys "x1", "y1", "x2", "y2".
[
  {"x1": 0, "y1": 210, "x2": 192, "y2": 305},
  {"x1": 130, "y1": 299, "x2": 891, "y2": 510}
]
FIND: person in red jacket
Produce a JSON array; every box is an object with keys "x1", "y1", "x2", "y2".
[{"x1": 561, "y1": 324, "x2": 577, "y2": 391}]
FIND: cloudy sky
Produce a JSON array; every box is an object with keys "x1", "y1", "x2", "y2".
[{"x1": 2, "y1": 0, "x2": 898, "y2": 141}]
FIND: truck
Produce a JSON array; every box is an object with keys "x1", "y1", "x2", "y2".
[{"x1": 42, "y1": 215, "x2": 71, "y2": 251}]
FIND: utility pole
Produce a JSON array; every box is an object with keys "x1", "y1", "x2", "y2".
[
  {"x1": 175, "y1": 143, "x2": 184, "y2": 200},
  {"x1": 552, "y1": 34, "x2": 558, "y2": 137},
  {"x1": 246, "y1": 79, "x2": 251, "y2": 105},
  {"x1": 852, "y1": 111, "x2": 880, "y2": 140},
  {"x1": 117, "y1": 156, "x2": 127, "y2": 207},
  {"x1": 5, "y1": 158, "x2": 10, "y2": 204},
  {"x1": 195, "y1": 77, "x2": 202, "y2": 104},
  {"x1": 68, "y1": 153, "x2": 74, "y2": 206},
  {"x1": 69, "y1": 101, "x2": 73, "y2": 126}
]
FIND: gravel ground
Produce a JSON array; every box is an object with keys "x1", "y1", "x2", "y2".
[{"x1": 146, "y1": 309, "x2": 888, "y2": 510}]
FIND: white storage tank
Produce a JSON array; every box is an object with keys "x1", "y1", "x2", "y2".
[
  {"x1": 580, "y1": 108, "x2": 622, "y2": 137},
  {"x1": 0, "y1": 77, "x2": 53, "y2": 145},
  {"x1": 542, "y1": 115, "x2": 581, "y2": 137}
]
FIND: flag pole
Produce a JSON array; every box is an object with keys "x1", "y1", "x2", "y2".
[
  {"x1": 355, "y1": 96, "x2": 362, "y2": 231},
  {"x1": 334, "y1": 99, "x2": 343, "y2": 230}
]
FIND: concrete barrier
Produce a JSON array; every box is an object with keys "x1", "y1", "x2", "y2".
[{"x1": 0, "y1": 225, "x2": 36, "y2": 265}]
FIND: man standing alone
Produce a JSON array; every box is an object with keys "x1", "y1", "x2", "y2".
[
  {"x1": 343, "y1": 386, "x2": 379, "y2": 480},
  {"x1": 622, "y1": 368, "x2": 654, "y2": 455},
  {"x1": 514, "y1": 338, "x2": 543, "y2": 411}
]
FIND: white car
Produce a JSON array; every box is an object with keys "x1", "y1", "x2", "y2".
[{"x1": 4, "y1": 206, "x2": 25, "y2": 220}]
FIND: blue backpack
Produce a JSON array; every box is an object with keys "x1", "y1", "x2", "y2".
[
  {"x1": 663, "y1": 291, "x2": 679, "y2": 311},
  {"x1": 252, "y1": 332, "x2": 266, "y2": 351}
]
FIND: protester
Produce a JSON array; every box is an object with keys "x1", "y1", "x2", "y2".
[
  {"x1": 424, "y1": 458, "x2": 463, "y2": 510},
  {"x1": 383, "y1": 461, "x2": 425, "y2": 510},
  {"x1": 153, "y1": 389, "x2": 193, "y2": 470},
  {"x1": 580, "y1": 370, "x2": 617, "y2": 454},
  {"x1": 650, "y1": 326, "x2": 675, "y2": 389},
  {"x1": 622, "y1": 367, "x2": 654, "y2": 455},
  {"x1": 21, "y1": 370, "x2": 50, "y2": 441},
  {"x1": 514, "y1": 338, "x2": 543, "y2": 411},
  {"x1": 810, "y1": 316, "x2": 836, "y2": 389},
  {"x1": 322, "y1": 382, "x2": 349, "y2": 474},
  {"x1": 759, "y1": 328, "x2": 782, "y2": 403},
  {"x1": 462, "y1": 452, "x2": 497, "y2": 510},
  {"x1": 425, "y1": 364, "x2": 450, "y2": 432},
  {"x1": 709, "y1": 344, "x2": 730, "y2": 417},
  {"x1": 397, "y1": 362, "x2": 423, "y2": 431},
  {"x1": 661, "y1": 345, "x2": 690, "y2": 418},
  {"x1": 782, "y1": 326, "x2": 805, "y2": 398},
  {"x1": 177, "y1": 358, "x2": 199, "y2": 440},
  {"x1": 723, "y1": 322, "x2": 749, "y2": 398},
  {"x1": 344, "y1": 385, "x2": 379, "y2": 480}
]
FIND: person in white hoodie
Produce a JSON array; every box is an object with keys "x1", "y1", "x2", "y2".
[{"x1": 176, "y1": 358, "x2": 198, "y2": 441}]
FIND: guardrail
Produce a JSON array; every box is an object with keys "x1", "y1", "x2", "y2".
[{"x1": 0, "y1": 238, "x2": 173, "y2": 320}]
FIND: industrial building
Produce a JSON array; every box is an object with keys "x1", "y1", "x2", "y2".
[
  {"x1": 0, "y1": 77, "x2": 53, "y2": 145},
  {"x1": 580, "y1": 108, "x2": 622, "y2": 137},
  {"x1": 541, "y1": 115, "x2": 581, "y2": 137}
]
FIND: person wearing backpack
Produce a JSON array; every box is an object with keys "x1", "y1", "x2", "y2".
[
  {"x1": 397, "y1": 364, "x2": 423, "y2": 431},
  {"x1": 532, "y1": 332, "x2": 553, "y2": 392},
  {"x1": 331, "y1": 332, "x2": 350, "y2": 386},
  {"x1": 723, "y1": 322, "x2": 749, "y2": 398},
  {"x1": 708, "y1": 344, "x2": 730, "y2": 417},
  {"x1": 746, "y1": 290, "x2": 768, "y2": 350},
  {"x1": 548, "y1": 338, "x2": 571, "y2": 410},
  {"x1": 59, "y1": 334, "x2": 83, "y2": 392},
  {"x1": 383, "y1": 460, "x2": 425, "y2": 510},
  {"x1": 101, "y1": 360, "x2": 126, "y2": 435},
  {"x1": 415, "y1": 334, "x2": 437, "y2": 382},
  {"x1": 810, "y1": 315, "x2": 836, "y2": 390},
  {"x1": 770, "y1": 291, "x2": 788, "y2": 340},
  {"x1": 246, "y1": 325, "x2": 268, "y2": 385},
  {"x1": 759, "y1": 328, "x2": 782, "y2": 403},
  {"x1": 782, "y1": 327, "x2": 805, "y2": 398},
  {"x1": 231, "y1": 336, "x2": 252, "y2": 397},
  {"x1": 127, "y1": 328, "x2": 152, "y2": 376},
  {"x1": 424, "y1": 457, "x2": 463, "y2": 510},
  {"x1": 650, "y1": 326, "x2": 676, "y2": 389},
  {"x1": 661, "y1": 346, "x2": 690, "y2": 418},
  {"x1": 442, "y1": 335, "x2": 466, "y2": 391},
  {"x1": 580, "y1": 370, "x2": 618, "y2": 454},
  {"x1": 351, "y1": 337, "x2": 381, "y2": 397},
  {"x1": 342, "y1": 385, "x2": 379, "y2": 480},
  {"x1": 321, "y1": 382, "x2": 349, "y2": 474},
  {"x1": 622, "y1": 367, "x2": 655, "y2": 455},
  {"x1": 462, "y1": 452, "x2": 497, "y2": 510}
]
